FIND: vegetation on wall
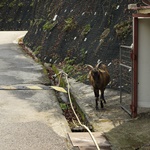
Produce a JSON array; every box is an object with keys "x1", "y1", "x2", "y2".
[
  {"x1": 0, "y1": 0, "x2": 33, "y2": 30},
  {"x1": 43, "y1": 21, "x2": 57, "y2": 31},
  {"x1": 63, "y1": 17, "x2": 77, "y2": 32},
  {"x1": 114, "y1": 20, "x2": 132, "y2": 39},
  {"x1": 81, "y1": 24, "x2": 91, "y2": 36},
  {"x1": 33, "y1": 46, "x2": 42, "y2": 55}
]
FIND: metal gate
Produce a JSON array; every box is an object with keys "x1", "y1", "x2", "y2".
[{"x1": 120, "y1": 45, "x2": 133, "y2": 115}]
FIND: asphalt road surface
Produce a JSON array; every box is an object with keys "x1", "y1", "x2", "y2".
[{"x1": 0, "y1": 31, "x2": 71, "y2": 150}]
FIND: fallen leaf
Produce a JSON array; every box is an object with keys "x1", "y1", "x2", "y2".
[{"x1": 50, "y1": 86, "x2": 67, "y2": 93}]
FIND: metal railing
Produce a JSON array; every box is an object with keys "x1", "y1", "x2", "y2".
[{"x1": 120, "y1": 45, "x2": 133, "y2": 115}]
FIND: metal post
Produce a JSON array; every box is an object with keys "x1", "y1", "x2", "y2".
[
  {"x1": 119, "y1": 45, "x2": 122, "y2": 104},
  {"x1": 131, "y1": 16, "x2": 138, "y2": 118}
]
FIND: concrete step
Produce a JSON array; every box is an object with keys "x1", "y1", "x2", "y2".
[{"x1": 68, "y1": 132, "x2": 111, "y2": 150}]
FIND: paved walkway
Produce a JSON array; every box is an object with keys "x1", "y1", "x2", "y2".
[{"x1": 0, "y1": 31, "x2": 72, "y2": 150}]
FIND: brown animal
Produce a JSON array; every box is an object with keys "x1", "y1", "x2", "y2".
[{"x1": 87, "y1": 63, "x2": 110, "y2": 110}]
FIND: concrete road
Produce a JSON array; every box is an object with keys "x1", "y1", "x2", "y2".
[{"x1": 0, "y1": 31, "x2": 71, "y2": 150}]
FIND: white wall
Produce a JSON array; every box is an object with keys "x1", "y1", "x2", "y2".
[{"x1": 138, "y1": 18, "x2": 150, "y2": 107}]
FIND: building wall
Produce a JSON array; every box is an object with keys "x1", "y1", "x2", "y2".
[{"x1": 138, "y1": 18, "x2": 150, "y2": 107}]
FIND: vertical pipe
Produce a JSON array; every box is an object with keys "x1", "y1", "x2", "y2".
[
  {"x1": 131, "y1": 16, "x2": 138, "y2": 118},
  {"x1": 119, "y1": 45, "x2": 122, "y2": 104}
]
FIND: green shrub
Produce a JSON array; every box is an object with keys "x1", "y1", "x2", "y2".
[
  {"x1": 30, "y1": 1, "x2": 34, "y2": 7},
  {"x1": 18, "y1": 2, "x2": 23, "y2": 7},
  {"x1": 0, "y1": 4, "x2": 4, "y2": 8},
  {"x1": 114, "y1": 21, "x2": 132, "y2": 39},
  {"x1": 9, "y1": 0, "x2": 17, "y2": 7},
  {"x1": 33, "y1": 46, "x2": 42, "y2": 55},
  {"x1": 43, "y1": 21, "x2": 57, "y2": 31},
  {"x1": 60, "y1": 103, "x2": 68, "y2": 110},
  {"x1": 63, "y1": 57, "x2": 76, "y2": 75},
  {"x1": 79, "y1": 48, "x2": 87, "y2": 63},
  {"x1": 76, "y1": 73, "x2": 87, "y2": 82},
  {"x1": 52, "y1": 65, "x2": 66, "y2": 87},
  {"x1": 81, "y1": 24, "x2": 91, "y2": 36},
  {"x1": 63, "y1": 17, "x2": 77, "y2": 31},
  {"x1": 8, "y1": 18, "x2": 13, "y2": 22}
]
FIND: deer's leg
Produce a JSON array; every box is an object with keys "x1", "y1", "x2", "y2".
[
  {"x1": 94, "y1": 88, "x2": 99, "y2": 110},
  {"x1": 100, "y1": 89, "x2": 106, "y2": 104},
  {"x1": 100, "y1": 99, "x2": 104, "y2": 108}
]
